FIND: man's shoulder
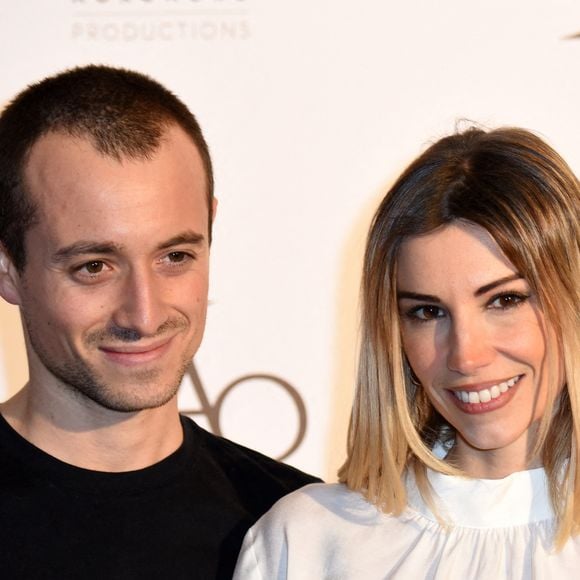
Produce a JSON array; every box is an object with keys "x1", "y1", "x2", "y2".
[{"x1": 184, "y1": 415, "x2": 321, "y2": 491}]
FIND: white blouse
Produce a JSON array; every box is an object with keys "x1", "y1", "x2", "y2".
[{"x1": 233, "y1": 468, "x2": 580, "y2": 579}]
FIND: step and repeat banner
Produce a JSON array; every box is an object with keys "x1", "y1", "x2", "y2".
[{"x1": 0, "y1": 0, "x2": 578, "y2": 480}]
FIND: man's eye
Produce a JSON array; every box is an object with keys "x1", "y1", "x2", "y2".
[
  {"x1": 167, "y1": 252, "x2": 187, "y2": 263},
  {"x1": 81, "y1": 261, "x2": 105, "y2": 275},
  {"x1": 70, "y1": 260, "x2": 110, "y2": 283},
  {"x1": 162, "y1": 251, "x2": 196, "y2": 267}
]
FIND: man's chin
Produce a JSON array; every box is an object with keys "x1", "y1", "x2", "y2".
[
  {"x1": 54, "y1": 364, "x2": 185, "y2": 413},
  {"x1": 74, "y1": 381, "x2": 182, "y2": 414},
  {"x1": 36, "y1": 347, "x2": 190, "y2": 413}
]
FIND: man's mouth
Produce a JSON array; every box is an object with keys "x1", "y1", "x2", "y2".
[
  {"x1": 451, "y1": 375, "x2": 523, "y2": 405},
  {"x1": 98, "y1": 336, "x2": 174, "y2": 366}
]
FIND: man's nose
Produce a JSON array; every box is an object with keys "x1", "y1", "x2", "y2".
[
  {"x1": 446, "y1": 315, "x2": 495, "y2": 375},
  {"x1": 111, "y1": 268, "x2": 166, "y2": 337}
]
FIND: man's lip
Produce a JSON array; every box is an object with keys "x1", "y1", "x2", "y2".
[
  {"x1": 99, "y1": 340, "x2": 169, "y2": 354},
  {"x1": 98, "y1": 337, "x2": 174, "y2": 365}
]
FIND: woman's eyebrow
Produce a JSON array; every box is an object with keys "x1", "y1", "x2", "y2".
[
  {"x1": 474, "y1": 274, "x2": 523, "y2": 296},
  {"x1": 397, "y1": 291, "x2": 440, "y2": 302},
  {"x1": 397, "y1": 274, "x2": 523, "y2": 302}
]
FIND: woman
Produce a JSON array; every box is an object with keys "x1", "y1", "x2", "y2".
[{"x1": 233, "y1": 127, "x2": 580, "y2": 578}]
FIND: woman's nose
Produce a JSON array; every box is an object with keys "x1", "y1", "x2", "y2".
[{"x1": 446, "y1": 316, "x2": 495, "y2": 375}]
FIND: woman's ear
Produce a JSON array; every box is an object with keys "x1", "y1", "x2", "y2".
[{"x1": 0, "y1": 245, "x2": 22, "y2": 306}]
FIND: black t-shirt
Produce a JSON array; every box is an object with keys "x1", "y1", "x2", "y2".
[{"x1": 0, "y1": 414, "x2": 320, "y2": 579}]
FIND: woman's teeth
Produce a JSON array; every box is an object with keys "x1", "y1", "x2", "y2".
[{"x1": 453, "y1": 376, "x2": 520, "y2": 404}]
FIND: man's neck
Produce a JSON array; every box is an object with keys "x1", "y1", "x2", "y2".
[{"x1": 0, "y1": 383, "x2": 184, "y2": 472}]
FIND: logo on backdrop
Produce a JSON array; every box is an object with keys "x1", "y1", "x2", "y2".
[
  {"x1": 179, "y1": 362, "x2": 308, "y2": 461},
  {"x1": 70, "y1": 0, "x2": 251, "y2": 42},
  {"x1": 563, "y1": 28, "x2": 580, "y2": 39}
]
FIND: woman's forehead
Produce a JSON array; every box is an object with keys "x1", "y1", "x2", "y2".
[{"x1": 396, "y1": 222, "x2": 517, "y2": 291}]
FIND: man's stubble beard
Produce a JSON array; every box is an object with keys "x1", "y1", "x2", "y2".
[{"x1": 22, "y1": 314, "x2": 192, "y2": 413}]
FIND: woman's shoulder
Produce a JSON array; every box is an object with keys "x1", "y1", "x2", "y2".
[
  {"x1": 269, "y1": 481, "x2": 362, "y2": 505},
  {"x1": 252, "y1": 482, "x2": 383, "y2": 532}
]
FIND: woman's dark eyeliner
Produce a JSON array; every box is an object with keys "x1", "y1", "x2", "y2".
[
  {"x1": 487, "y1": 290, "x2": 530, "y2": 310},
  {"x1": 404, "y1": 304, "x2": 444, "y2": 322}
]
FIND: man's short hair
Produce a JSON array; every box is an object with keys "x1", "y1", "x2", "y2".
[{"x1": 0, "y1": 64, "x2": 214, "y2": 271}]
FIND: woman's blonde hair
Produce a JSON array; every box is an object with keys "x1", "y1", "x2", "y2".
[{"x1": 338, "y1": 126, "x2": 580, "y2": 546}]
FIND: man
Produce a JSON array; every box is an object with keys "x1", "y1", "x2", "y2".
[{"x1": 0, "y1": 65, "x2": 319, "y2": 579}]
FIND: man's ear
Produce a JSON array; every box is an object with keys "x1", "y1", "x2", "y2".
[
  {"x1": 211, "y1": 197, "x2": 218, "y2": 223},
  {"x1": 0, "y1": 245, "x2": 22, "y2": 306}
]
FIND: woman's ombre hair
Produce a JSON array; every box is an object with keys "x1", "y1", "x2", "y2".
[{"x1": 338, "y1": 126, "x2": 580, "y2": 547}]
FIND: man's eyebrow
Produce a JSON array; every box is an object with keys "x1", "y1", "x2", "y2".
[
  {"x1": 157, "y1": 231, "x2": 205, "y2": 250},
  {"x1": 51, "y1": 231, "x2": 206, "y2": 263},
  {"x1": 474, "y1": 274, "x2": 523, "y2": 296},
  {"x1": 52, "y1": 242, "x2": 122, "y2": 263},
  {"x1": 397, "y1": 274, "x2": 524, "y2": 302}
]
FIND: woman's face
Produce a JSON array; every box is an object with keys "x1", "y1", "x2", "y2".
[{"x1": 396, "y1": 221, "x2": 562, "y2": 477}]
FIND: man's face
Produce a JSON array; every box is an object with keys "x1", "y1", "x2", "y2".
[{"x1": 7, "y1": 125, "x2": 211, "y2": 413}]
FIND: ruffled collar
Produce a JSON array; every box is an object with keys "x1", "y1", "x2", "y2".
[{"x1": 406, "y1": 467, "x2": 554, "y2": 528}]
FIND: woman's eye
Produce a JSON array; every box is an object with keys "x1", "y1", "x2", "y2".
[
  {"x1": 407, "y1": 305, "x2": 444, "y2": 321},
  {"x1": 488, "y1": 292, "x2": 529, "y2": 310}
]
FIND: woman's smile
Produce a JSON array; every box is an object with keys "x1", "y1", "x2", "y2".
[{"x1": 448, "y1": 374, "x2": 522, "y2": 411}]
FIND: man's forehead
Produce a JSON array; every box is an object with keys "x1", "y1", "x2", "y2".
[
  {"x1": 25, "y1": 124, "x2": 204, "y2": 177},
  {"x1": 26, "y1": 126, "x2": 204, "y2": 192},
  {"x1": 22, "y1": 125, "x2": 212, "y2": 251},
  {"x1": 23, "y1": 131, "x2": 122, "y2": 204},
  {"x1": 23, "y1": 126, "x2": 210, "y2": 248}
]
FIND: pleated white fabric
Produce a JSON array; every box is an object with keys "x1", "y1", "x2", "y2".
[{"x1": 233, "y1": 468, "x2": 580, "y2": 579}]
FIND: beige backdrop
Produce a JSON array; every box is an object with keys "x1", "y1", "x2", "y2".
[{"x1": 0, "y1": 0, "x2": 578, "y2": 481}]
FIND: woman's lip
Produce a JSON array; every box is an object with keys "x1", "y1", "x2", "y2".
[
  {"x1": 449, "y1": 375, "x2": 522, "y2": 393},
  {"x1": 447, "y1": 375, "x2": 523, "y2": 415},
  {"x1": 99, "y1": 337, "x2": 174, "y2": 366}
]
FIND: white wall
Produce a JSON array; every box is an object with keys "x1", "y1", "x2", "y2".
[{"x1": 0, "y1": 0, "x2": 578, "y2": 481}]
